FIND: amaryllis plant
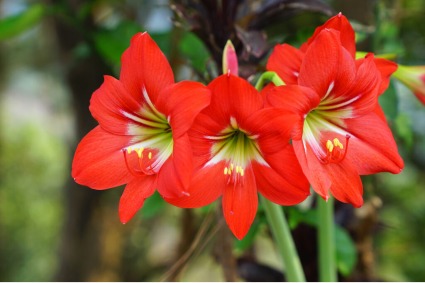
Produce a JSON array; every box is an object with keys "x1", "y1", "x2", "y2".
[{"x1": 71, "y1": 11, "x2": 419, "y2": 282}]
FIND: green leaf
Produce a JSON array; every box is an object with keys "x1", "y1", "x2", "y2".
[
  {"x1": 286, "y1": 206, "x2": 318, "y2": 229},
  {"x1": 140, "y1": 191, "x2": 165, "y2": 219},
  {"x1": 379, "y1": 80, "x2": 399, "y2": 120},
  {"x1": 179, "y1": 32, "x2": 210, "y2": 73},
  {"x1": 0, "y1": 4, "x2": 46, "y2": 40},
  {"x1": 395, "y1": 114, "x2": 414, "y2": 149},
  {"x1": 335, "y1": 226, "x2": 358, "y2": 276},
  {"x1": 93, "y1": 21, "x2": 142, "y2": 66}
]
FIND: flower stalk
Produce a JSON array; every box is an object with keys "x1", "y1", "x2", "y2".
[
  {"x1": 318, "y1": 196, "x2": 337, "y2": 282},
  {"x1": 260, "y1": 196, "x2": 306, "y2": 282},
  {"x1": 255, "y1": 74, "x2": 305, "y2": 282},
  {"x1": 255, "y1": 71, "x2": 285, "y2": 90}
]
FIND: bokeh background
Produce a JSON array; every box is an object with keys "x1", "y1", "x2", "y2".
[{"x1": 1, "y1": 0, "x2": 424, "y2": 281}]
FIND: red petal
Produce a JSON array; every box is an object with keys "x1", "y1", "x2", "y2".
[
  {"x1": 373, "y1": 57, "x2": 398, "y2": 95},
  {"x1": 302, "y1": 13, "x2": 356, "y2": 58},
  {"x1": 293, "y1": 139, "x2": 331, "y2": 200},
  {"x1": 72, "y1": 126, "x2": 133, "y2": 189},
  {"x1": 156, "y1": 81, "x2": 211, "y2": 138},
  {"x1": 222, "y1": 166, "x2": 258, "y2": 240},
  {"x1": 264, "y1": 85, "x2": 321, "y2": 114},
  {"x1": 245, "y1": 108, "x2": 296, "y2": 155},
  {"x1": 204, "y1": 74, "x2": 263, "y2": 126},
  {"x1": 189, "y1": 113, "x2": 223, "y2": 168},
  {"x1": 326, "y1": 160, "x2": 364, "y2": 207},
  {"x1": 264, "y1": 85, "x2": 320, "y2": 140},
  {"x1": 344, "y1": 54, "x2": 381, "y2": 117},
  {"x1": 157, "y1": 135, "x2": 194, "y2": 198},
  {"x1": 298, "y1": 29, "x2": 341, "y2": 97},
  {"x1": 266, "y1": 44, "x2": 304, "y2": 85},
  {"x1": 345, "y1": 113, "x2": 404, "y2": 175},
  {"x1": 164, "y1": 163, "x2": 224, "y2": 208},
  {"x1": 119, "y1": 175, "x2": 157, "y2": 223},
  {"x1": 120, "y1": 32, "x2": 174, "y2": 104},
  {"x1": 253, "y1": 146, "x2": 310, "y2": 205},
  {"x1": 89, "y1": 75, "x2": 140, "y2": 135}
]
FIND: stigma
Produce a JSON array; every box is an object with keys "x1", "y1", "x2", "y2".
[{"x1": 322, "y1": 135, "x2": 350, "y2": 164}]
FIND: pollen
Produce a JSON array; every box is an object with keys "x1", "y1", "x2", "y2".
[
  {"x1": 148, "y1": 152, "x2": 152, "y2": 160},
  {"x1": 224, "y1": 167, "x2": 228, "y2": 175},
  {"x1": 326, "y1": 140, "x2": 334, "y2": 153},
  {"x1": 134, "y1": 147, "x2": 144, "y2": 158},
  {"x1": 333, "y1": 138, "x2": 343, "y2": 149}
]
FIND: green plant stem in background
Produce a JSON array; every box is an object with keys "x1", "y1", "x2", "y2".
[
  {"x1": 260, "y1": 196, "x2": 306, "y2": 282},
  {"x1": 255, "y1": 71, "x2": 285, "y2": 90},
  {"x1": 255, "y1": 72, "x2": 305, "y2": 281},
  {"x1": 318, "y1": 196, "x2": 337, "y2": 282}
]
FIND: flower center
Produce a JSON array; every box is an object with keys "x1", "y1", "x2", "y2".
[
  {"x1": 121, "y1": 86, "x2": 173, "y2": 176},
  {"x1": 205, "y1": 117, "x2": 267, "y2": 186}
]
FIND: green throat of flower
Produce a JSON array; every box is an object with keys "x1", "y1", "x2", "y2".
[
  {"x1": 205, "y1": 117, "x2": 267, "y2": 184},
  {"x1": 122, "y1": 87, "x2": 173, "y2": 176},
  {"x1": 303, "y1": 109, "x2": 350, "y2": 164}
]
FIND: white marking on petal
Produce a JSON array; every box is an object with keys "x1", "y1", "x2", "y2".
[{"x1": 323, "y1": 81, "x2": 335, "y2": 100}]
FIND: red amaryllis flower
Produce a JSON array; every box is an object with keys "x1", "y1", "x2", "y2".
[
  {"x1": 392, "y1": 64, "x2": 425, "y2": 105},
  {"x1": 166, "y1": 74, "x2": 310, "y2": 239},
  {"x1": 267, "y1": 13, "x2": 397, "y2": 94},
  {"x1": 265, "y1": 28, "x2": 404, "y2": 207},
  {"x1": 72, "y1": 32, "x2": 210, "y2": 223}
]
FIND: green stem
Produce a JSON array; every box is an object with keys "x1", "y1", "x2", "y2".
[
  {"x1": 318, "y1": 196, "x2": 337, "y2": 282},
  {"x1": 260, "y1": 196, "x2": 306, "y2": 282},
  {"x1": 255, "y1": 71, "x2": 285, "y2": 89}
]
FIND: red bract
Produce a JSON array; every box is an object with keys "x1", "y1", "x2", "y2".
[
  {"x1": 266, "y1": 26, "x2": 404, "y2": 207},
  {"x1": 72, "y1": 32, "x2": 210, "y2": 223},
  {"x1": 166, "y1": 74, "x2": 310, "y2": 239}
]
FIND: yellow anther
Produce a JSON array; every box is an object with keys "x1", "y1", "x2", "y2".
[
  {"x1": 240, "y1": 168, "x2": 244, "y2": 176},
  {"x1": 333, "y1": 138, "x2": 343, "y2": 149},
  {"x1": 230, "y1": 163, "x2": 234, "y2": 171},
  {"x1": 127, "y1": 147, "x2": 133, "y2": 154},
  {"x1": 135, "y1": 148, "x2": 144, "y2": 158},
  {"x1": 224, "y1": 167, "x2": 228, "y2": 175},
  {"x1": 326, "y1": 140, "x2": 334, "y2": 153},
  {"x1": 148, "y1": 152, "x2": 152, "y2": 160},
  {"x1": 236, "y1": 166, "x2": 240, "y2": 174}
]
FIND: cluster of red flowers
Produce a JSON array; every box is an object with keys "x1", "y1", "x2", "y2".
[{"x1": 72, "y1": 14, "x2": 404, "y2": 239}]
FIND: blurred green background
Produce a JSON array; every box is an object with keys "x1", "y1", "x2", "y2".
[{"x1": 0, "y1": 0, "x2": 424, "y2": 281}]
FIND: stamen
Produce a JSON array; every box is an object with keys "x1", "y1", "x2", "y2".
[
  {"x1": 223, "y1": 163, "x2": 245, "y2": 186},
  {"x1": 122, "y1": 147, "x2": 158, "y2": 176},
  {"x1": 322, "y1": 135, "x2": 351, "y2": 164}
]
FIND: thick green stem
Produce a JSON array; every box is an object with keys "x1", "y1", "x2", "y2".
[
  {"x1": 260, "y1": 196, "x2": 306, "y2": 282},
  {"x1": 255, "y1": 71, "x2": 285, "y2": 89},
  {"x1": 318, "y1": 196, "x2": 337, "y2": 282}
]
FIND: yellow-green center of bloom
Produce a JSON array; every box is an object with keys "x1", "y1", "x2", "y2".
[
  {"x1": 204, "y1": 117, "x2": 267, "y2": 184},
  {"x1": 302, "y1": 82, "x2": 352, "y2": 163},
  {"x1": 122, "y1": 87, "x2": 173, "y2": 175}
]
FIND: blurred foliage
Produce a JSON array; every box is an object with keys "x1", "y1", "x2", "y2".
[{"x1": 0, "y1": 0, "x2": 424, "y2": 281}]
